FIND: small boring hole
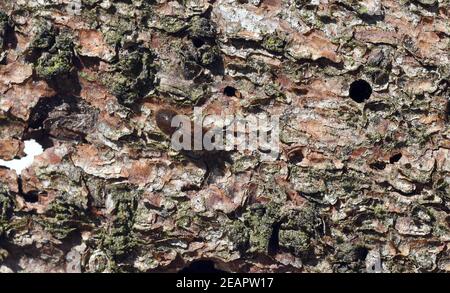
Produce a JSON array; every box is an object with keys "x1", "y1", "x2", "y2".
[
  {"x1": 288, "y1": 149, "x2": 304, "y2": 164},
  {"x1": 389, "y1": 153, "x2": 402, "y2": 164},
  {"x1": 369, "y1": 161, "x2": 386, "y2": 170},
  {"x1": 223, "y1": 86, "x2": 237, "y2": 97},
  {"x1": 349, "y1": 79, "x2": 372, "y2": 103}
]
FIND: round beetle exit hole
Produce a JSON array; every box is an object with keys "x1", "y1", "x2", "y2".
[
  {"x1": 349, "y1": 79, "x2": 372, "y2": 103},
  {"x1": 223, "y1": 86, "x2": 237, "y2": 97}
]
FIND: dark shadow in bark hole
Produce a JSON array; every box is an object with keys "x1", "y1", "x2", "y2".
[
  {"x1": 287, "y1": 149, "x2": 304, "y2": 164},
  {"x1": 389, "y1": 153, "x2": 402, "y2": 164},
  {"x1": 354, "y1": 246, "x2": 369, "y2": 261},
  {"x1": 23, "y1": 129, "x2": 54, "y2": 150},
  {"x1": 319, "y1": 14, "x2": 336, "y2": 24},
  {"x1": 192, "y1": 37, "x2": 205, "y2": 48},
  {"x1": 17, "y1": 176, "x2": 42, "y2": 203},
  {"x1": 223, "y1": 86, "x2": 237, "y2": 97},
  {"x1": 411, "y1": 0, "x2": 439, "y2": 13},
  {"x1": 207, "y1": 54, "x2": 224, "y2": 76},
  {"x1": 22, "y1": 191, "x2": 39, "y2": 203},
  {"x1": 369, "y1": 161, "x2": 386, "y2": 170},
  {"x1": 178, "y1": 260, "x2": 227, "y2": 273},
  {"x1": 2, "y1": 23, "x2": 17, "y2": 52},
  {"x1": 28, "y1": 95, "x2": 79, "y2": 129},
  {"x1": 349, "y1": 79, "x2": 372, "y2": 103},
  {"x1": 198, "y1": 151, "x2": 234, "y2": 186},
  {"x1": 445, "y1": 99, "x2": 450, "y2": 122},
  {"x1": 229, "y1": 38, "x2": 262, "y2": 51},
  {"x1": 27, "y1": 94, "x2": 96, "y2": 145},
  {"x1": 365, "y1": 102, "x2": 390, "y2": 112},
  {"x1": 268, "y1": 222, "x2": 281, "y2": 255},
  {"x1": 46, "y1": 70, "x2": 82, "y2": 96},
  {"x1": 315, "y1": 57, "x2": 344, "y2": 70},
  {"x1": 76, "y1": 55, "x2": 101, "y2": 69},
  {"x1": 359, "y1": 13, "x2": 385, "y2": 25}
]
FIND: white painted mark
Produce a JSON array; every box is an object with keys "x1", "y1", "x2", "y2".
[{"x1": 0, "y1": 139, "x2": 44, "y2": 175}]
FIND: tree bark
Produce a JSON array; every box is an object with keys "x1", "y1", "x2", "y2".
[{"x1": 0, "y1": 0, "x2": 449, "y2": 272}]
